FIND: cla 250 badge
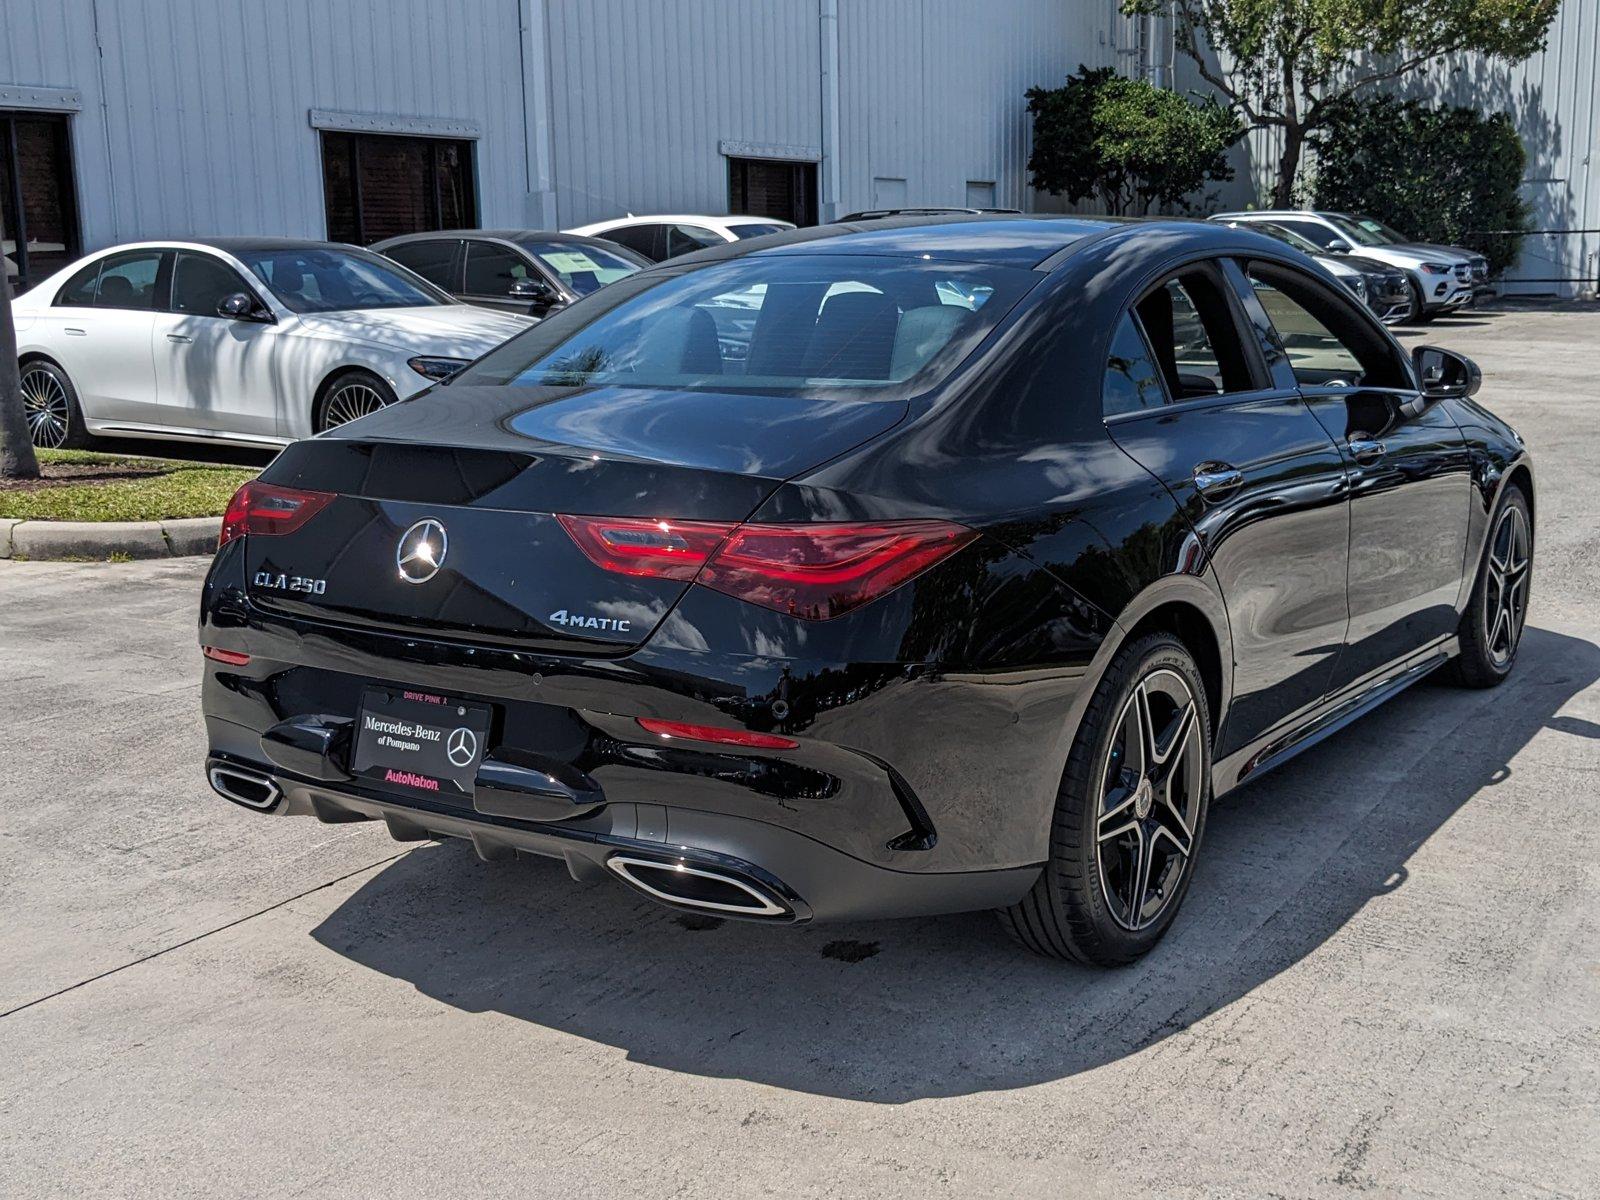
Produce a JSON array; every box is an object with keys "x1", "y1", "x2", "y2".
[
  {"x1": 254, "y1": 571, "x2": 327, "y2": 596},
  {"x1": 548, "y1": 609, "x2": 631, "y2": 633}
]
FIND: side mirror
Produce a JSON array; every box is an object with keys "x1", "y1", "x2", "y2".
[
  {"x1": 218, "y1": 292, "x2": 271, "y2": 322},
  {"x1": 508, "y1": 277, "x2": 555, "y2": 301},
  {"x1": 1412, "y1": 345, "x2": 1481, "y2": 400},
  {"x1": 1325, "y1": 239, "x2": 1352, "y2": 254}
]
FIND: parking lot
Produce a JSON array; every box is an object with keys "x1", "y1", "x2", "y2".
[{"x1": 1, "y1": 304, "x2": 1597, "y2": 1198}]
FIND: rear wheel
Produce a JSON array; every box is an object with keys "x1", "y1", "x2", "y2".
[
  {"x1": 999, "y1": 632, "x2": 1212, "y2": 965},
  {"x1": 314, "y1": 369, "x2": 396, "y2": 433},
  {"x1": 1447, "y1": 485, "x2": 1531, "y2": 687},
  {"x1": 21, "y1": 360, "x2": 93, "y2": 449}
]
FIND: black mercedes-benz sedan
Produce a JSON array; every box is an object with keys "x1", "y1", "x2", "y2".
[{"x1": 199, "y1": 216, "x2": 1533, "y2": 965}]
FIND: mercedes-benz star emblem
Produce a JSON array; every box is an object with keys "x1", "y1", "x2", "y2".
[
  {"x1": 446, "y1": 727, "x2": 478, "y2": 769},
  {"x1": 1133, "y1": 776, "x2": 1154, "y2": 820},
  {"x1": 397, "y1": 518, "x2": 448, "y2": 584}
]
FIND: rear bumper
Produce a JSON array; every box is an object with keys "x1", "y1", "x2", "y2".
[{"x1": 203, "y1": 723, "x2": 1039, "y2": 923}]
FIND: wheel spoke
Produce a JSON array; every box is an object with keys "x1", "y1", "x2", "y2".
[
  {"x1": 1126, "y1": 823, "x2": 1153, "y2": 925},
  {"x1": 1098, "y1": 786, "x2": 1138, "y2": 840}
]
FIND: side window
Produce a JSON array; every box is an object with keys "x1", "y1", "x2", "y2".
[
  {"x1": 56, "y1": 260, "x2": 102, "y2": 307},
  {"x1": 603, "y1": 224, "x2": 664, "y2": 261},
  {"x1": 170, "y1": 252, "x2": 253, "y2": 316},
  {"x1": 1244, "y1": 261, "x2": 1407, "y2": 389},
  {"x1": 90, "y1": 251, "x2": 163, "y2": 310},
  {"x1": 665, "y1": 224, "x2": 723, "y2": 259},
  {"x1": 385, "y1": 239, "x2": 460, "y2": 291},
  {"x1": 464, "y1": 243, "x2": 529, "y2": 296},
  {"x1": 1272, "y1": 219, "x2": 1341, "y2": 250},
  {"x1": 1133, "y1": 269, "x2": 1255, "y2": 400},
  {"x1": 1102, "y1": 313, "x2": 1167, "y2": 417}
]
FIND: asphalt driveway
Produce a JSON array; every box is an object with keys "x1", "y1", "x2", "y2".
[{"x1": 1, "y1": 304, "x2": 1597, "y2": 1198}]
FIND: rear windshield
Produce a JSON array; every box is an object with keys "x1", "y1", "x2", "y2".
[{"x1": 453, "y1": 254, "x2": 1036, "y2": 398}]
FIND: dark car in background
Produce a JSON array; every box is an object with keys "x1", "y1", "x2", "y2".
[
  {"x1": 200, "y1": 216, "x2": 1532, "y2": 966},
  {"x1": 374, "y1": 230, "x2": 648, "y2": 318}
]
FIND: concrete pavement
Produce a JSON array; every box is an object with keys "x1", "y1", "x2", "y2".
[{"x1": 1, "y1": 307, "x2": 1597, "y2": 1198}]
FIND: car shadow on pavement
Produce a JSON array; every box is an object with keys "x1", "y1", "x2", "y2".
[{"x1": 311, "y1": 625, "x2": 1597, "y2": 1102}]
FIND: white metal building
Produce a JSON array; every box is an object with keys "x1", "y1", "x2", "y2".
[{"x1": 0, "y1": 0, "x2": 1167, "y2": 293}]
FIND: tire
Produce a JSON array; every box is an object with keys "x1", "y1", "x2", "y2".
[
  {"x1": 1405, "y1": 280, "x2": 1436, "y2": 325},
  {"x1": 1446, "y1": 484, "x2": 1532, "y2": 688},
  {"x1": 999, "y1": 631, "x2": 1213, "y2": 965},
  {"x1": 20, "y1": 359, "x2": 94, "y2": 450},
  {"x1": 314, "y1": 369, "x2": 397, "y2": 434}
]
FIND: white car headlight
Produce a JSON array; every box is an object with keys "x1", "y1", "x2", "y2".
[{"x1": 407, "y1": 356, "x2": 469, "y2": 381}]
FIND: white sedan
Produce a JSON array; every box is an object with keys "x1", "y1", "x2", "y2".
[
  {"x1": 13, "y1": 238, "x2": 533, "y2": 450},
  {"x1": 565, "y1": 214, "x2": 794, "y2": 263}
]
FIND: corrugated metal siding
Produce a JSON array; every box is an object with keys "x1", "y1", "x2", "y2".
[
  {"x1": 838, "y1": 0, "x2": 1111, "y2": 215},
  {"x1": 0, "y1": 0, "x2": 532, "y2": 250},
  {"x1": 1196, "y1": 10, "x2": 1600, "y2": 295},
  {"x1": 545, "y1": 0, "x2": 821, "y2": 227}
]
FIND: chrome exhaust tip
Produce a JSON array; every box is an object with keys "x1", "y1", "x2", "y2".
[
  {"x1": 605, "y1": 854, "x2": 791, "y2": 919},
  {"x1": 207, "y1": 764, "x2": 283, "y2": 811}
]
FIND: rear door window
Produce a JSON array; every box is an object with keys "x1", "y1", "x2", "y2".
[
  {"x1": 602, "y1": 224, "x2": 665, "y2": 261},
  {"x1": 90, "y1": 250, "x2": 165, "y2": 310},
  {"x1": 1133, "y1": 269, "x2": 1255, "y2": 400},
  {"x1": 1102, "y1": 313, "x2": 1167, "y2": 417},
  {"x1": 385, "y1": 239, "x2": 462, "y2": 291}
]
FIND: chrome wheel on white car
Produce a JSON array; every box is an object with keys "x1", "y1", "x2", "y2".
[
  {"x1": 316, "y1": 371, "x2": 397, "y2": 433},
  {"x1": 22, "y1": 366, "x2": 70, "y2": 449}
]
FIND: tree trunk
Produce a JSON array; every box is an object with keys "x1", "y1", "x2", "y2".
[
  {"x1": 1271, "y1": 124, "x2": 1305, "y2": 209},
  {"x1": 0, "y1": 273, "x2": 41, "y2": 481}
]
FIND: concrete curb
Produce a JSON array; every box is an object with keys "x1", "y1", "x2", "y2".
[{"x1": 1, "y1": 515, "x2": 221, "y2": 561}]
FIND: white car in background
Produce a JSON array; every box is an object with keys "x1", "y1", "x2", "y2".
[
  {"x1": 13, "y1": 238, "x2": 532, "y2": 450},
  {"x1": 565, "y1": 214, "x2": 795, "y2": 262}
]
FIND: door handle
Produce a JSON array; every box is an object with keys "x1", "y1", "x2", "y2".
[
  {"x1": 166, "y1": 333, "x2": 193, "y2": 344},
  {"x1": 1192, "y1": 462, "x2": 1244, "y2": 500},
  {"x1": 1348, "y1": 438, "x2": 1385, "y2": 464},
  {"x1": 64, "y1": 327, "x2": 87, "y2": 336}
]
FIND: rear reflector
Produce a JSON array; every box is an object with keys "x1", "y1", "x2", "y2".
[
  {"x1": 219, "y1": 481, "x2": 336, "y2": 548},
  {"x1": 560, "y1": 515, "x2": 975, "y2": 620},
  {"x1": 202, "y1": 646, "x2": 251, "y2": 666},
  {"x1": 636, "y1": 717, "x2": 797, "y2": 750}
]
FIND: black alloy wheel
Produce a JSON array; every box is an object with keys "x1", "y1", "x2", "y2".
[{"x1": 1001, "y1": 632, "x2": 1212, "y2": 964}]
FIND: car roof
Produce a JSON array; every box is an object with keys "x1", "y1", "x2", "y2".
[
  {"x1": 375, "y1": 229, "x2": 615, "y2": 246},
  {"x1": 649, "y1": 213, "x2": 1147, "y2": 271},
  {"x1": 577, "y1": 214, "x2": 795, "y2": 229},
  {"x1": 171, "y1": 236, "x2": 361, "y2": 253}
]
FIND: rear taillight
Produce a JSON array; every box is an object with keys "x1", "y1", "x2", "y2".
[
  {"x1": 219, "y1": 481, "x2": 336, "y2": 548},
  {"x1": 556, "y1": 514, "x2": 734, "y2": 580},
  {"x1": 560, "y1": 514, "x2": 975, "y2": 620}
]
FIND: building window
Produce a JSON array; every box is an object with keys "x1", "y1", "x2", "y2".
[
  {"x1": 0, "y1": 112, "x2": 80, "y2": 293},
  {"x1": 728, "y1": 156, "x2": 817, "y2": 227},
  {"x1": 321, "y1": 131, "x2": 477, "y2": 246}
]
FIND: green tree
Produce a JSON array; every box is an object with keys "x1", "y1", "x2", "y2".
[
  {"x1": 0, "y1": 275, "x2": 40, "y2": 481},
  {"x1": 1123, "y1": 0, "x2": 1560, "y2": 206},
  {"x1": 1027, "y1": 66, "x2": 1242, "y2": 215},
  {"x1": 1310, "y1": 97, "x2": 1531, "y2": 273}
]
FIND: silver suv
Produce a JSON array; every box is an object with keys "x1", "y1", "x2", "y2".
[{"x1": 1210, "y1": 210, "x2": 1486, "y2": 323}]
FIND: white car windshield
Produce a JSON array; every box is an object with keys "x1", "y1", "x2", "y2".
[{"x1": 237, "y1": 246, "x2": 450, "y2": 313}]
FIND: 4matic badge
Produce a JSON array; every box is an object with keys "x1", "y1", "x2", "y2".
[{"x1": 548, "y1": 609, "x2": 632, "y2": 633}]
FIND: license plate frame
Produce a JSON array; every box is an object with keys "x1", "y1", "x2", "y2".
[{"x1": 351, "y1": 687, "x2": 492, "y2": 799}]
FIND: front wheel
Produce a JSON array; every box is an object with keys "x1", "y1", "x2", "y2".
[
  {"x1": 1447, "y1": 484, "x2": 1532, "y2": 687},
  {"x1": 21, "y1": 360, "x2": 94, "y2": 449},
  {"x1": 1404, "y1": 280, "x2": 1436, "y2": 325},
  {"x1": 314, "y1": 369, "x2": 397, "y2": 434},
  {"x1": 999, "y1": 632, "x2": 1212, "y2": 965}
]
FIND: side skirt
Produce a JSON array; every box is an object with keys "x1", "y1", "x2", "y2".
[{"x1": 1213, "y1": 637, "x2": 1457, "y2": 797}]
